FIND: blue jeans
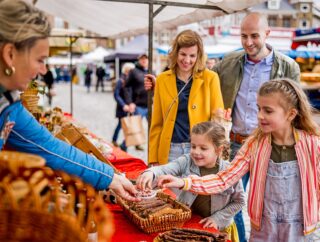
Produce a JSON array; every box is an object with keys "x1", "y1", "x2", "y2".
[
  {"x1": 168, "y1": 142, "x2": 190, "y2": 162},
  {"x1": 134, "y1": 106, "x2": 148, "y2": 119},
  {"x1": 112, "y1": 119, "x2": 127, "y2": 151},
  {"x1": 112, "y1": 119, "x2": 121, "y2": 142},
  {"x1": 231, "y1": 141, "x2": 249, "y2": 242}
]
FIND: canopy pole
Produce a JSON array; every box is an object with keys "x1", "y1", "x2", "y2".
[
  {"x1": 147, "y1": 2, "x2": 153, "y2": 131},
  {"x1": 68, "y1": 36, "x2": 78, "y2": 115},
  {"x1": 115, "y1": 57, "x2": 120, "y2": 82}
]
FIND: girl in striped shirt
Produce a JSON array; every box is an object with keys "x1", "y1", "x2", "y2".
[{"x1": 157, "y1": 78, "x2": 320, "y2": 242}]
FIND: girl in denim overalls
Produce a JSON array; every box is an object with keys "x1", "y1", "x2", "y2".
[{"x1": 157, "y1": 78, "x2": 320, "y2": 242}]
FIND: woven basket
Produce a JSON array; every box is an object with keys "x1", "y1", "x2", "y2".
[
  {"x1": 20, "y1": 94, "x2": 39, "y2": 113},
  {"x1": 0, "y1": 151, "x2": 114, "y2": 242},
  {"x1": 117, "y1": 192, "x2": 191, "y2": 234},
  {"x1": 23, "y1": 89, "x2": 39, "y2": 95},
  {"x1": 153, "y1": 228, "x2": 228, "y2": 242}
]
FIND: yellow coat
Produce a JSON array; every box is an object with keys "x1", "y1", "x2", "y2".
[{"x1": 149, "y1": 69, "x2": 224, "y2": 165}]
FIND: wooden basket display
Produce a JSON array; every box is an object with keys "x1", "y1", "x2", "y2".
[
  {"x1": 0, "y1": 151, "x2": 114, "y2": 242},
  {"x1": 55, "y1": 123, "x2": 119, "y2": 173},
  {"x1": 117, "y1": 192, "x2": 191, "y2": 234}
]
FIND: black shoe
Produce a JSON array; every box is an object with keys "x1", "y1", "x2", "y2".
[
  {"x1": 120, "y1": 144, "x2": 127, "y2": 152},
  {"x1": 135, "y1": 145, "x2": 144, "y2": 151},
  {"x1": 111, "y1": 141, "x2": 119, "y2": 147}
]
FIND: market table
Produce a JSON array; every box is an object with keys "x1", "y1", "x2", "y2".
[
  {"x1": 106, "y1": 149, "x2": 227, "y2": 242},
  {"x1": 108, "y1": 203, "x2": 223, "y2": 242}
]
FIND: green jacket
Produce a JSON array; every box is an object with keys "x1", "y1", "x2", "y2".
[{"x1": 213, "y1": 49, "x2": 300, "y2": 109}]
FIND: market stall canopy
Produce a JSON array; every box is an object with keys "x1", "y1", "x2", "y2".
[
  {"x1": 82, "y1": 47, "x2": 111, "y2": 63},
  {"x1": 104, "y1": 35, "x2": 153, "y2": 63},
  {"x1": 31, "y1": 0, "x2": 266, "y2": 39},
  {"x1": 291, "y1": 27, "x2": 320, "y2": 50}
]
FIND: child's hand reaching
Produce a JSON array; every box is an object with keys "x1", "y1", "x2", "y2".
[
  {"x1": 199, "y1": 217, "x2": 218, "y2": 229},
  {"x1": 157, "y1": 175, "x2": 184, "y2": 189},
  {"x1": 136, "y1": 171, "x2": 154, "y2": 190}
]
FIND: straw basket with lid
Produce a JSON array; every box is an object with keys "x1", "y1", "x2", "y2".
[{"x1": 0, "y1": 151, "x2": 114, "y2": 242}]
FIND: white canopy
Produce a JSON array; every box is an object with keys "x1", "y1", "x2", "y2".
[
  {"x1": 32, "y1": 0, "x2": 266, "y2": 39},
  {"x1": 81, "y1": 47, "x2": 111, "y2": 63}
]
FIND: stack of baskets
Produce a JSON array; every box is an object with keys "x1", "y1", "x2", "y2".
[
  {"x1": 20, "y1": 88, "x2": 40, "y2": 113},
  {"x1": 0, "y1": 151, "x2": 114, "y2": 242}
]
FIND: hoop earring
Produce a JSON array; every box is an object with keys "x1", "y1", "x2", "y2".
[{"x1": 4, "y1": 66, "x2": 15, "y2": 76}]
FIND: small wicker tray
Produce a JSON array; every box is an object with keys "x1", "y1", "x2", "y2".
[{"x1": 117, "y1": 192, "x2": 191, "y2": 234}]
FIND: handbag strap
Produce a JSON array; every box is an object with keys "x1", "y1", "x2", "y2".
[{"x1": 164, "y1": 75, "x2": 192, "y2": 122}]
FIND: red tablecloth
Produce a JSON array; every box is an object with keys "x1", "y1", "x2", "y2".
[
  {"x1": 108, "y1": 146, "x2": 147, "y2": 180},
  {"x1": 108, "y1": 203, "x2": 221, "y2": 242}
]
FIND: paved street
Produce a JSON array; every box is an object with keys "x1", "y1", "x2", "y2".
[{"x1": 50, "y1": 82, "x2": 320, "y2": 241}]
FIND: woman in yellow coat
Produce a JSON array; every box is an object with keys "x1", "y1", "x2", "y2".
[{"x1": 149, "y1": 30, "x2": 224, "y2": 165}]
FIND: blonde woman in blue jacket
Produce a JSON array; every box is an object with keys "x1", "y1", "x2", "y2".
[
  {"x1": 0, "y1": 0, "x2": 138, "y2": 201},
  {"x1": 138, "y1": 121, "x2": 245, "y2": 241},
  {"x1": 148, "y1": 30, "x2": 224, "y2": 165}
]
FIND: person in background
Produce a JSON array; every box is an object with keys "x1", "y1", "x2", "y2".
[
  {"x1": 124, "y1": 54, "x2": 149, "y2": 151},
  {"x1": 111, "y1": 62, "x2": 135, "y2": 151},
  {"x1": 137, "y1": 121, "x2": 245, "y2": 242},
  {"x1": 149, "y1": 29, "x2": 224, "y2": 166},
  {"x1": 84, "y1": 64, "x2": 93, "y2": 93},
  {"x1": 0, "y1": 0, "x2": 138, "y2": 201},
  {"x1": 158, "y1": 78, "x2": 320, "y2": 242},
  {"x1": 43, "y1": 64, "x2": 54, "y2": 106},
  {"x1": 205, "y1": 57, "x2": 219, "y2": 70},
  {"x1": 96, "y1": 65, "x2": 105, "y2": 92}
]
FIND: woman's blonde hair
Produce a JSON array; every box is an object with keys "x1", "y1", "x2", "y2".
[
  {"x1": 191, "y1": 121, "x2": 230, "y2": 160},
  {"x1": 121, "y1": 62, "x2": 135, "y2": 75},
  {"x1": 168, "y1": 30, "x2": 206, "y2": 76},
  {"x1": 0, "y1": 0, "x2": 51, "y2": 50},
  {"x1": 253, "y1": 78, "x2": 320, "y2": 139}
]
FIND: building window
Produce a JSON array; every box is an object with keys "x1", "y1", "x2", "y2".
[
  {"x1": 283, "y1": 17, "x2": 291, "y2": 28},
  {"x1": 269, "y1": 16, "x2": 277, "y2": 27},
  {"x1": 299, "y1": 19, "x2": 310, "y2": 28},
  {"x1": 300, "y1": 4, "x2": 310, "y2": 13}
]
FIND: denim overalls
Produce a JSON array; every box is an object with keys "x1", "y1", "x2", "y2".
[{"x1": 250, "y1": 159, "x2": 314, "y2": 242}]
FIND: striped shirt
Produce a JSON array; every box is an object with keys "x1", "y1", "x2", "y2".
[{"x1": 182, "y1": 129, "x2": 320, "y2": 235}]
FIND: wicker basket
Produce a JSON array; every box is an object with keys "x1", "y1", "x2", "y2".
[
  {"x1": 153, "y1": 228, "x2": 228, "y2": 242},
  {"x1": 117, "y1": 192, "x2": 191, "y2": 234},
  {"x1": 20, "y1": 94, "x2": 40, "y2": 113},
  {"x1": 0, "y1": 151, "x2": 114, "y2": 242}
]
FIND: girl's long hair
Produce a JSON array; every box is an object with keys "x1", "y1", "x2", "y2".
[{"x1": 252, "y1": 78, "x2": 320, "y2": 140}]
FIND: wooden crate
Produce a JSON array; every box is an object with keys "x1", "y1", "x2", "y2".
[{"x1": 55, "y1": 123, "x2": 119, "y2": 174}]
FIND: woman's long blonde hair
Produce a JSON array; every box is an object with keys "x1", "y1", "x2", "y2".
[
  {"x1": 252, "y1": 78, "x2": 320, "y2": 140},
  {"x1": 0, "y1": 0, "x2": 50, "y2": 50},
  {"x1": 168, "y1": 30, "x2": 206, "y2": 76}
]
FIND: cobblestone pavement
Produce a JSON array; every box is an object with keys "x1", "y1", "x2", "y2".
[{"x1": 51, "y1": 82, "x2": 320, "y2": 241}]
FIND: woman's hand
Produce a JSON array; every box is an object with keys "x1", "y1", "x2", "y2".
[
  {"x1": 136, "y1": 171, "x2": 154, "y2": 191},
  {"x1": 157, "y1": 175, "x2": 184, "y2": 189},
  {"x1": 128, "y1": 103, "x2": 136, "y2": 113},
  {"x1": 199, "y1": 217, "x2": 218, "y2": 229},
  {"x1": 144, "y1": 74, "x2": 156, "y2": 91},
  {"x1": 109, "y1": 173, "x2": 140, "y2": 202},
  {"x1": 123, "y1": 104, "x2": 130, "y2": 112}
]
